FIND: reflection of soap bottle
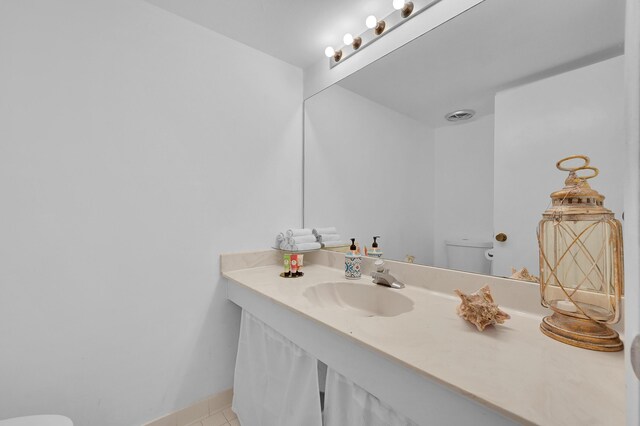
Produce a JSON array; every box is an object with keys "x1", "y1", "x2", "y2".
[
  {"x1": 369, "y1": 236, "x2": 383, "y2": 258},
  {"x1": 345, "y1": 238, "x2": 362, "y2": 279}
]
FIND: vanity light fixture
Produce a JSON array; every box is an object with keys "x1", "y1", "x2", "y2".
[
  {"x1": 343, "y1": 33, "x2": 362, "y2": 50},
  {"x1": 393, "y1": 0, "x2": 414, "y2": 18},
  {"x1": 366, "y1": 15, "x2": 386, "y2": 35},
  {"x1": 324, "y1": 46, "x2": 343, "y2": 61},
  {"x1": 324, "y1": 0, "x2": 442, "y2": 68}
]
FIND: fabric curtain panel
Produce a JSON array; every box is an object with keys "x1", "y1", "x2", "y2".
[
  {"x1": 232, "y1": 310, "x2": 322, "y2": 426},
  {"x1": 323, "y1": 367, "x2": 420, "y2": 426}
]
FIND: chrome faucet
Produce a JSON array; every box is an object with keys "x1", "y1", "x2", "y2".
[{"x1": 371, "y1": 260, "x2": 404, "y2": 289}]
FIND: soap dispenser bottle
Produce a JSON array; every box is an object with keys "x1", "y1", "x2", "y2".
[
  {"x1": 369, "y1": 236, "x2": 383, "y2": 258},
  {"x1": 345, "y1": 238, "x2": 362, "y2": 279}
]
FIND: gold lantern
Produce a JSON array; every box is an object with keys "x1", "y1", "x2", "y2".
[{"x1": 538, "y1": 155, "x2": 624, "y2": 352}]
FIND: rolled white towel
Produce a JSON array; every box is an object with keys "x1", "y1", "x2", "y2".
[
  {"x1": 313, "y1": 227, "x2": 338, "y2": 236},
  {"x1": 287, "y1": 234, "x2": 318, "y2": 244},
  {"x1": 290, "y1": 242, "x2": 321, "y2": 251},
  {"x1": 275, "y1": 232, "x2": 285, "y2": 249},
  {"x1": 319, "y1": 234, "x2": 342, "y2": 243},
  {"x1": 280, "y1": 241, "x2": 292, "y2": 250},
  {"x1": 286, "y1": 228, "x2": 313, "y2": 237},
  {"x1": 322, "y1": 240, "x2": 348, "y2": 248}
]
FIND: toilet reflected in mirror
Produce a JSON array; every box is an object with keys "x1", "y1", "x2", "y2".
[{"x1": 445, "y1": 239, "x2": 493, "y2": 275}]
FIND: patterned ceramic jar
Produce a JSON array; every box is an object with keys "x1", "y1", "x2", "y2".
[{"x1": 345, "y1": 253, "x2": 362, "y2": 279}]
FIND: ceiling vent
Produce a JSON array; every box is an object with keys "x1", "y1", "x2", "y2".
[{"x1": 445, "y1": 109, "x2": 475, "y2": 122}]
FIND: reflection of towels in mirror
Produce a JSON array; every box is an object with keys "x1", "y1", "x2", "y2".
[
  {"x1": 287, "y1": 235, "x2": 318, "y2": 244},
  {"x1": 322, "y1": 241, "x2": 348, "y2": 248},
  {"x1": 318, "y1": 234, "x2": 342, "y2": 242},
  {"x1": 313, "y1": 227, "x2": 337, "y2": 236},
  {"x1": 286, "y1": 228, "x2": 313, "y2": 237}
]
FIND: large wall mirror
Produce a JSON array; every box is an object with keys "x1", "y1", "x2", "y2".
[{"x1": 303, "y1": 0, "x2": 626, "y2": 279}]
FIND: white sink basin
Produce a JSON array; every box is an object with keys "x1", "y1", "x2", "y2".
[{"x1": 303, "y1": 281, "x2": 414, "y2": 317}]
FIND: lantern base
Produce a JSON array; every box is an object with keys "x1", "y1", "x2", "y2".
[{"x1": 540, "y1": 312, "x2": 623, "y2": 352}]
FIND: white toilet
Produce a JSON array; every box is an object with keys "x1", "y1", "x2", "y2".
[
  {"x1": 445, "y1": 238, "x2": 493, "y2": 274},
  {"x1": 0, "y1": 416, "x2": 72, "y2": 426}
]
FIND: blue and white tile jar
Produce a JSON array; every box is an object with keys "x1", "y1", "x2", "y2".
[
  {"x1": 345, "y1": 253, "x2": 362, "y2": 279},
  {"x1": 368, "y1": 249, "x2": 383, "y2": 259}
]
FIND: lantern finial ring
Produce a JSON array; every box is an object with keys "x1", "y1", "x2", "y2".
[
  {"x1": 573, "y1": 166, "x2": 599, "y2": 180},
  {"x1": 556, "y1": 155, "x2": 590, "y2": 171}
]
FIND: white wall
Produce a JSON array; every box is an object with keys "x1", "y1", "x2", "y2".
[
  {"x1": 0, "y1": 1, "x2": 302, "y2": 425},
  {"x1": 493, "y1": 56, "x2": 625, "y2": 277},
  {"x1": 304, "y1": 85, "x2": 434, "y2": 265},
  {"x1": 433, "y1": 116, "x2": 494, "y2": 268}
]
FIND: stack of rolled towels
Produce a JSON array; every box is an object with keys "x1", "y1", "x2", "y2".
[
  {"x1": 274, "y1": 227, "x2": 349, "y2": 251},
  {"x1": 312, "y1": 227, "x2": 348, "y2": 248},
  {"x1": 275, "y1": 228, "x2": 321, "y2": 251}
]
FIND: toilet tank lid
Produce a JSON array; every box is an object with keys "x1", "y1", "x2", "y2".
[
  {"x1": 445, "y1": 238, "x2": 492, "y2": 248},
  {"x1": 0, "y1": 416, "x2": 73, "y2": 426}
]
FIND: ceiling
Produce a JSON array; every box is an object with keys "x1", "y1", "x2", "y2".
[
  {"x1": 335, "y1": 0, "x2": 625, "y2": 127},
  {"x1": 145, "y1": 0, "x2": 392, "y2": 68}
]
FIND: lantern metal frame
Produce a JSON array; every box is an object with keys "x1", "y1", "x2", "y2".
[{"x1": 537, "y1": 155, "x2": 624, "y2": 352}]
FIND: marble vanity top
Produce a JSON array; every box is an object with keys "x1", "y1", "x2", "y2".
[{"x1": 221, "y1": 250, "x2": 625, "y2": 425}]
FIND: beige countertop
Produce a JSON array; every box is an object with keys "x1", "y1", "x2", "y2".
[{"x1": 222, "y1": 252, "x2": 625, "y2": 425}]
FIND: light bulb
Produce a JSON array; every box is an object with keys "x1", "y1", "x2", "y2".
[
  {"x1": 365, "y1": 15, "x2": 377, "y2": 29},
  {"x1": 324, "y1": 46, "x2": 335, "y2": 58},
  {"x1": 393, "y1": 0, "x2": 405, "y2": 10},
  {"x1": 343, "y1": 33, "x2": 354, "y2": 45}
]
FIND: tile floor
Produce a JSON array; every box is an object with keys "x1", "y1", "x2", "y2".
[{"x1": 186, "y1": 405, "x2": 239, "y2": 426}]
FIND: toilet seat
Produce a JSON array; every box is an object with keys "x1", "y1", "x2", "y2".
[{"x1": 0, "y1": 415, "x2": 73, "y2": 426}]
